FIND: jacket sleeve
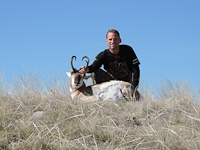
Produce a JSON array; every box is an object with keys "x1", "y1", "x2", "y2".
[
  {"x1": 88, "y1": 51, "x2": 105, "y2": 73},
  {"x1": 125, "y1": 46, "x2": 140, "y2": 88},
  {"x1": 131, "y1": 64, "x2": 140, "y2": 88}
]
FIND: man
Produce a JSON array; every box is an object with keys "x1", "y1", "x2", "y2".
[{"x1": 79, "y1": 29, "x2": 140, "y2": 90}]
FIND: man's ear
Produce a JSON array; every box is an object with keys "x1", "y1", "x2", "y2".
[{"x1": 66, "y1": 72, "x2": 71, "y2": 77}]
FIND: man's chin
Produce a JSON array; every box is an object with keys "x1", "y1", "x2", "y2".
[
  {"x1": 110, "y1": 47, "x2": 118, "y2": 50},
  {"x1": 110, "y1": 46, "x2": 116, "y2": 49}
]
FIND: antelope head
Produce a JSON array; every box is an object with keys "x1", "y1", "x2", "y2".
[{"x1": 66, "y1": 56, "x2": 91, "y2": 89}]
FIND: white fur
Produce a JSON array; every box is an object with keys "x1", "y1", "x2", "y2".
[
  {"x1": 66, "y1": 71, "x2": 137, "y2": 102},
  {"x1": 96, "y1": 81, "x2": 125, "y2": 101}
]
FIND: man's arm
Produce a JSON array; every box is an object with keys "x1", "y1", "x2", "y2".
[
  {"x1": 131, "y1": 65, "x2": 140, "y2": 88},
  {"x1": 79, "y1": 51, "x2": 105, "y2": 74},
  {"x1": 127, "y1": 46, "x2": 140, "y2": 88}
]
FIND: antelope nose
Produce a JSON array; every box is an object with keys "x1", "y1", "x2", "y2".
[{"x1": 75, "y1": 81, "x2": 79, "y2": 86}]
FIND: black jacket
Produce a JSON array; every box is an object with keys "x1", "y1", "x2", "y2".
[{"x1": 88, "y1": 45, "x2": 140, "y2": 87}]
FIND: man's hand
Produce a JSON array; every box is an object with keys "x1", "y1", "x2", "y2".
[{"x1": 79, "y1": 66, "x2": 89, "y2": 73}]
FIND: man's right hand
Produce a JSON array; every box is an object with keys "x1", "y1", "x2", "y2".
[{"x1": 79, "y1": 66, "x2": 89, "y2": 73}]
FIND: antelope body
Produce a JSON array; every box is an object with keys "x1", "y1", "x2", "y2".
[{"x1": 66, "y1": 56, "x2": 139, "y2": 102}]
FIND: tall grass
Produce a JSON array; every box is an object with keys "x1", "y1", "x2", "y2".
[{"x1": 0, "y1": 73, "x2": 200, "y2": 149}]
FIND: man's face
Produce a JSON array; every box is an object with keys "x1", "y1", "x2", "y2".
[{"x1": 106, "y1": 32, "x2": 121, "y2": 51}]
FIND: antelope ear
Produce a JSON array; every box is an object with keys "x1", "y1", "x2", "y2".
[
  {"x1": 84, "y1": 75, "x2": 91, "y2": 80},
  {"x1": 66, "y1": 72, "x2": 71, "y2": 77}
]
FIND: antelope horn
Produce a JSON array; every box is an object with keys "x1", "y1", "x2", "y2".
[
  {"x1": 82, "y1": 56, "x2": 89, "y2": 69},
  {"x1": 71, "y1": 56, "x2": 76, "y2": 71}
]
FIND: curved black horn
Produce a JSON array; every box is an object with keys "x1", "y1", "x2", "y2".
[
  {"x1": 82, "y1": 56, "x2": 89, "y2": 69},
  {"x1": 71, "y1": 56, "x2": 76, "y2": 71}
]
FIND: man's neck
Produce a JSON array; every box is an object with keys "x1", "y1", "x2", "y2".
[{"x1": 109, "y1": 48, "x2": 120, "y2": 54}]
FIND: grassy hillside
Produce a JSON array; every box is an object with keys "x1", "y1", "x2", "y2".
[{"x1": 0, "y1": 74, "x2": 200, "y2": 149}]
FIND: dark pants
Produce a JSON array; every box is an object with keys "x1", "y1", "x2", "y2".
[{"x1": 91, "y1": 69, "x2": 115, "y2": 84}]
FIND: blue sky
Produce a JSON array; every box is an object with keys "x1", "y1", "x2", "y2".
[{"x1": 0, "y1": 0, "x2": 200, "y2": 90}]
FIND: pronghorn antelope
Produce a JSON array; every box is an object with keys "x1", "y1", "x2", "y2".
[{"x1": 66, "y1": 56, "x2": 140, "y2": 102}]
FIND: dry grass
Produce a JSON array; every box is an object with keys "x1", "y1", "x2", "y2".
[{"x1": 0, "y1": 74, "x2": 200, "y2": 149}]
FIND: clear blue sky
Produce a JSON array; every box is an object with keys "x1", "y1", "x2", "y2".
[{"x1": 0, "y1": 0, "x2": 200, "y2": 90}]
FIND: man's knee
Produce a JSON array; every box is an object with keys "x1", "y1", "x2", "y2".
[{"x1": 91, "y1": 69, "x2": 113, "y2": 84}]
